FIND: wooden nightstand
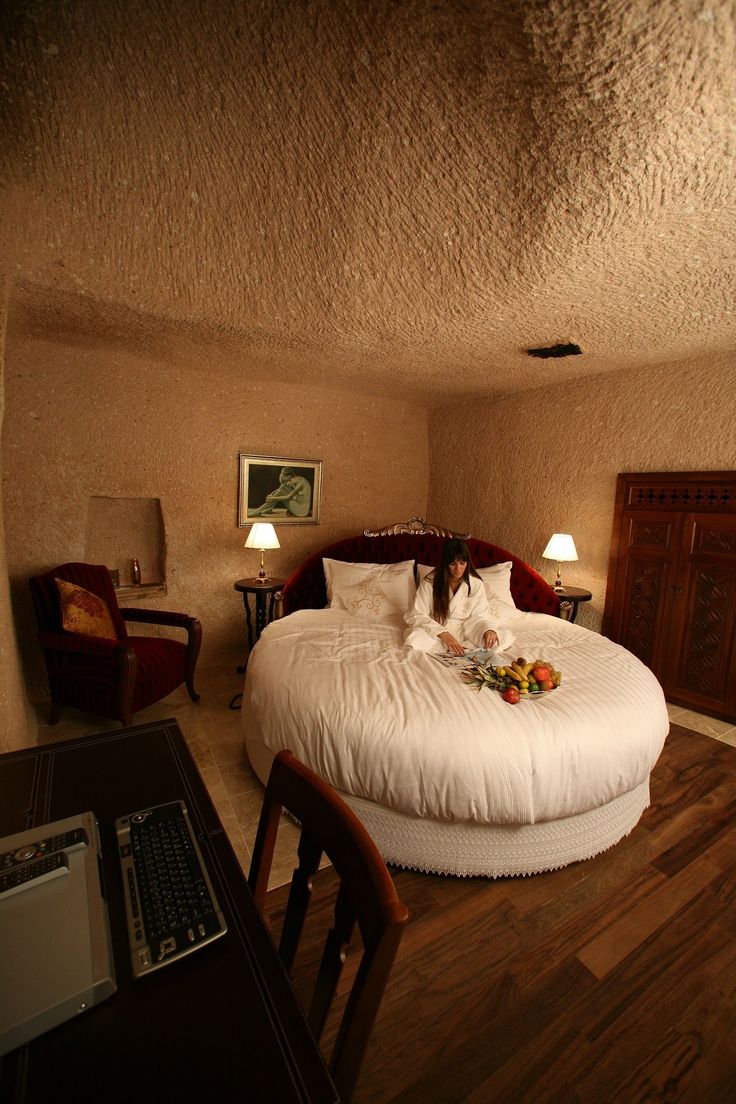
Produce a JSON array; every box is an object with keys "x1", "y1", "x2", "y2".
[
  {"x1": 234, "y1": 577, "x2": 285, "y2": 671},
  {"x1": 555, "y1": 586, "x2": 592, "y2": 623},
  {"x1": 229, "y1": 578, "x2": 285, "y2": 709}
]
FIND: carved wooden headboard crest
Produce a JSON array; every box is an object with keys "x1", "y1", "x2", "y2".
[{"x1": 363, "y1": 517, "x2": 471, "y2": 539}]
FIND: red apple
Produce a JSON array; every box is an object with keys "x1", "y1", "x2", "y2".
[
  {"x1": 532, "y1": 665, "x2": 550, "y2": 683},
  {"x1": 502, "y1": 686, "x2": 520, "y2": 705},
  {"x1": 539, "y1": 679, "x2": 554, "y2": 692}
]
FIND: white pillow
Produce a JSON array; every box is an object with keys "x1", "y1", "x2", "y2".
[
  {"x1": 416, "y1": 564, "x2": 435, "y2": 583},
  {"x1": 323, "y1": 558, "x2": 416, "y2": 613},
  {"x1": 335, "y1": 578, "x2": 395, "y2": 619},
  {"x1": 476, "y1": 562, "x2": 515, "y2": 612}
]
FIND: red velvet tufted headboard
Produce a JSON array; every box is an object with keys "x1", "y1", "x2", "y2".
[{"x1": 275, "y1": 519, "x2": 561, "y2": 617}]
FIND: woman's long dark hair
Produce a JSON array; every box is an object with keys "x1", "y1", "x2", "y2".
[{"x1": 431, "y1": 538, "x2": 480, "y2": 624}]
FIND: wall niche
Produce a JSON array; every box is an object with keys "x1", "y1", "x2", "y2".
[{"x1": 85, "y1": 497, "x2": 165, "y2": 593}]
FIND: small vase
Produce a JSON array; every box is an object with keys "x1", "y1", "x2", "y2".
[{"x1": 130, "y1": 558, "x2": 141, "y2": 585}]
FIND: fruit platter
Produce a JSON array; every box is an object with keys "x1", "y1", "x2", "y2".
[{"x1": 460, "y1": 657, "x2": 562, "y2": 705}]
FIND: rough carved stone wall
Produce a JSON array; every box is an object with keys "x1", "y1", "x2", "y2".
[
  {"x1": 427, "y1": 352, "x2": 736, "y2": 630},
  {"x1": 4, "y1": 329, "x2": 428, "y2": 714},
  {"x1": 0, "y1": 284, "x2": 34, "y2": 750}
]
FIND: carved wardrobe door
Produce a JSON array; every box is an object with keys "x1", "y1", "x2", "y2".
[
  {"x1": 603, "y1": 472, "x2": 736, "y2": 723},
  {"x1": 662, "y1": 513, "x2": 736, "y2": 718}
]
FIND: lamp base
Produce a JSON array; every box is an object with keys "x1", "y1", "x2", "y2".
[{"x1": 254, "y1": 550, "x2": 271, "y2": 584}]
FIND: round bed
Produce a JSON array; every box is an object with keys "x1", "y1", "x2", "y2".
[{"x1": 242, "y1": 518, "x2": 669, "y2": 877}]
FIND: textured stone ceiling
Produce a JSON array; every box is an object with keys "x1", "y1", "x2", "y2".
[{"x1": 1, "y1": 0, "x2": 734, "y2": 401}]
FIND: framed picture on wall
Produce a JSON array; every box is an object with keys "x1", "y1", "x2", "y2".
[{"x1": 238, "y1": 454, "x2": 323, "y2": 527}]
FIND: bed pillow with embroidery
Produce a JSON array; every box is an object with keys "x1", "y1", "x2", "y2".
[
  {"x1": 335, "y1": 578, "x2": 396, "y2": 619},
  {"x1": 476, "y1": 562, "x2": 516, "y2": 618},
  {"x1": 323, "y1": 558, "x2": 416, "y2": 614}
]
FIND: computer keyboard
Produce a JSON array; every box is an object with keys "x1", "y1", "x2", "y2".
[{"x1": 116, "y1": 801, "x2": 227, "y2": 979}]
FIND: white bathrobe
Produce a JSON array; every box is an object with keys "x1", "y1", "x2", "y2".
[{"x1": 404, "y1": 574, "x2": 514, "y2": 653}]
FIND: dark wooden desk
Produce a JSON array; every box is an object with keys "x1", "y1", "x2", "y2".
[{"x1": 0, "y1": 720, "x2": 338, "y2": 1104}]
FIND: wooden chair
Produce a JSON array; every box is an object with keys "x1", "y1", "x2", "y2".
[
  {"x1": 248, "y1": 749, "x2": 409, "y2": 1103},
  {"x1": 29, "y1": 562, "x2": 201, "y2": 727}
]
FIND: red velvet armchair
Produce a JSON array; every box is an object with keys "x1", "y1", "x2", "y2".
[{"x1": 29, "y1": 563, "x2": 202, "y2": 727}]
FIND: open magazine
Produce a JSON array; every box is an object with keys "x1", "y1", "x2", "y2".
[{"x1": 429, "y1": 647, "x2": 499, "y2": 670}]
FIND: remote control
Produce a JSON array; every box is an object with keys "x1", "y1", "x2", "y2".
[
  {"x1": 0, "y1": 826, "x2": 88, "y2": 871},
  {"x1": 0, "y1": 851, "x2": 70, "y2": 899}
]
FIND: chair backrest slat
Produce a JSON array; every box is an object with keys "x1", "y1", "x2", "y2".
[
  {"x1": 307, "y1": 881, "x2": 356, "y2": 1041},
  {"x1": 278, "y1": 829, "x2": 322, "y2": 974},
  {"x1": 248, "y1": 750, "x2": 409, "y2": 1103}
]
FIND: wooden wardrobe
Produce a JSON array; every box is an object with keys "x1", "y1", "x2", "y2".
[{"x1": 603, "y1": 471, "x2": 736, "y2": 723}]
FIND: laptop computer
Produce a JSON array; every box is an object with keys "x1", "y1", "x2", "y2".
[{"x1": 0, "y1": 811, "x2": 117, "y2": 1055}]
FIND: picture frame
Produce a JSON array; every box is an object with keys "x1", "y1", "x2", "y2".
[{"x1": 238, "y1": 454, "x2": 323, "y2": 527}]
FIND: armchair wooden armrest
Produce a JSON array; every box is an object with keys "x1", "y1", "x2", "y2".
[
  {"x1": 120, "y1": 609, "x2": 202, "y2": 701},
  {"x1": 120, "y1": 608, "x2": 200, "y2": 631}
]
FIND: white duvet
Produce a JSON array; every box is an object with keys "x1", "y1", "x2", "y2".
[{"x1": 242, "y1": 608, "x2": 669, "y2": 826}]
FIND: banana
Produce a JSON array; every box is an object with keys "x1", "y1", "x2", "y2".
[
  {"x1": 511, "y1": 661, "x2": 525, "y2": 677},
  {"x1": 505, "y1": 667, "x2": 522, "y2": 682}
]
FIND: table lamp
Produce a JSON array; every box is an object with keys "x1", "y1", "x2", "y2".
[
  {"x1": 542, "y1": 533, "x2": 578, "y2": 592},
  {"x1": 245, "y1": 522, "x2": 280, "y2": 584}
]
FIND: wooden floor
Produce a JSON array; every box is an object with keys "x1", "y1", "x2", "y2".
[{"x1": 265, "y1": 724, "x2": 736, "y2": 1103}]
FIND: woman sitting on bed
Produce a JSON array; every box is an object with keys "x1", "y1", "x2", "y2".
[{"x1": 405, "y1": 538, "x2": 513, "y2": 656}]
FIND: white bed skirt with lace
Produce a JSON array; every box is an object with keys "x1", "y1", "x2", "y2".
[
  {"x1": 244, "y1": 735, "x2": 650, "y2": 878},
  {"x1": 340, "y1": 780, "x2": 650, "y2": 877}
]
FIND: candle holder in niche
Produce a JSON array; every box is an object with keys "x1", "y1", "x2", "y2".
[{"x1": 130, "y1": 558, "x2": 141, "y2": 586}]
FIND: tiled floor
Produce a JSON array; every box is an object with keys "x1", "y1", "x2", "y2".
[
  {"x1": 32, "y1": 650, "x2": 303, "y2": 889},
  {"x1": 32, "y1": 656, "x2": 736, "y2": 889},
  {"x1": 665, "y1": 700, "x2": 736, "y2": 746}
]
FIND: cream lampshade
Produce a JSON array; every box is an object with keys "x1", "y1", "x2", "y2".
[
  {"x1": 542, "y1": 533, "x2": 578, "y2": 592},
  {"x1": 245, "y1": 522, "x2": 280, "y2": 583}
]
